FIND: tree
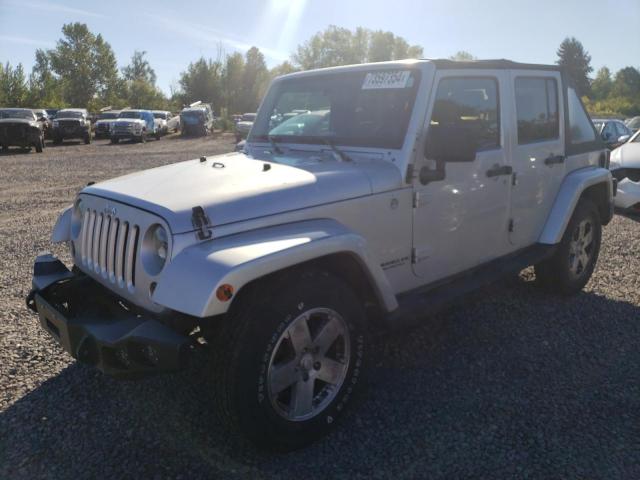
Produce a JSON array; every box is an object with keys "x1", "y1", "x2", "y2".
[
  {"x1": 591, "y1": 67, "x2": 612, "y2": 100},
  {"x1": 291, "y1": 25, "x2": 423, "y2": 70},
  {"x1": 241, "y1": 47, "x2": 270, "y2": 112},
  {"x1": 556, "y1": 37, "x2": 592, "y2": 97},
  {"x1": 450, "y1": 51, "x2": 476, "y2": 61},
  {"x1": 178, "y1": 57, "x2": 223, "y2": 112},
  {"x1": 0, "y1": 62, "x2": 29, "y2": 107},
  {"x1": 47, "y1": 23, "x2": 119, "y2": 107},
  {"x1": 122, "y1": 50, "x2": 157, "y2": 85},
  {"x1": 27, "y1": 49, "x2": 64, "y2": 107},
  {"x1": 611, "y1": 67, "x2": 640, "y2": 99},
  {"x1": 270, "y1": 61, "x2": 297, "y2": 78},
  {"x1": 222, "y1": 52, "x2": 245, "y2": 114}
]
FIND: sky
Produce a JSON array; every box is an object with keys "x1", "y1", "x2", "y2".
[{"x1": 1, "y1": 0, "x2": 638, "y2": 95}]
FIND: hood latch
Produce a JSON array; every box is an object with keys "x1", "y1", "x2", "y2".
[{"x1": 191, "y1": 206, "x2": 212, "y2": 240}]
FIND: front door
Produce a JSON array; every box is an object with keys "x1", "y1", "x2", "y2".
[
  {"x1": 412, "y1": 72, "x2": 512, "y2": 283},
  {"x1": 507, "y1": 71, "x2": 565, "y2": 247}
]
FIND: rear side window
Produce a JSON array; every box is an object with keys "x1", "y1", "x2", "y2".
[
  {"x1": 567, "y1": 87, "x2": 596, "y2": 144},
  {"x1": 515, "y1": 77, "x2": 559, "y2": 144},
  {"x1": 431, "y1": 77, "x2": 500, "y2": 150}
]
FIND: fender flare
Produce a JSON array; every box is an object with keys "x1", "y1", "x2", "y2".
[
  {"x1": 539, "y1": 167, "x2": 613, "y2": 245},
  {"x1": 153, "y1": 219, "x2": 398, "y2": 318}
]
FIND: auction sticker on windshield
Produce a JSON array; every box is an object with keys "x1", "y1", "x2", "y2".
[{"x1": 362, "y1": 71, "x2": 412, "y2": 90}]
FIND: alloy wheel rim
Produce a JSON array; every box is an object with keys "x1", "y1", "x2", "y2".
[
  {"x1": 267, "y1": 307, "x2": 350, "y2": 422},
  {"x1": 568, "y1": 218, "x2": 594, "y2": 278}
]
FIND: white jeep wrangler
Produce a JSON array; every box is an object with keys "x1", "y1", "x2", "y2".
[{"x1": 28, "y1": 59, "x2": 614, "y2": 451}]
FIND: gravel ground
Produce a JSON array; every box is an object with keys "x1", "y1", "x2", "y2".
[{"x1": 1, "y1": 135, "x2": 639, "y2": 479}]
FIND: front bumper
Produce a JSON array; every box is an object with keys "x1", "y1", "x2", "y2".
[
  {"x1": 53, "y1": 126, "x2": 87, "y2": 139},
  {"x1": 27, "y1": 254, "x2": 192, "y2": 379}
]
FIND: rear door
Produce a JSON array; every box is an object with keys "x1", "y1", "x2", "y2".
[{"x1": 508, "y1": 70, "x2": 565, "y2": 247}]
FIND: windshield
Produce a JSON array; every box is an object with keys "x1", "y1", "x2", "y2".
[
  {"x1": 119, "y1": 111, "x2": 143, "y2": 119},
  {"x1": 0, "y1": 109, "x2": 35, "y2": 120},
  {"x1": 250, "y1": 69, "x2": 421, "y2": 149},
  {"x1": 241, "y1": 113, "x2": 256, "y2": 121},
  {"x1": 57, "y1": 110, "x2": 84, "y2": 119},
  {"x1": 153, "y1": 112, "x2": 167, "y2": 119},
  {"x1": 98, "y1": 112, "x2": 118, "y2": 120},
  {"x1": 182, "y1": 110, "x2": 203, "y2": 118},
  {"x1": 627, "y1": 117, "x2": 640, "y2": 129}
]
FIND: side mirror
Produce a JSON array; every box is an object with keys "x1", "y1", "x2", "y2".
[
  {"x1": 618, "y1": 135, "x2": 630, "y2": 144},
  {"x1": 424, "y1": 124, "x2": 478, "y2": 163}
]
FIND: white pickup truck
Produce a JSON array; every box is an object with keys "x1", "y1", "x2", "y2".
[{"x1": 28, "y1": 59, "x2": 613, "y2": 451}]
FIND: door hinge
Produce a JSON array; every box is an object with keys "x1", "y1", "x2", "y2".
[
  {"x1": 191, "y1": 206, "x2": 212, "y2": 240},
  {"x1": 508, "y1": 219, "x2": 514, "y2": 233}
]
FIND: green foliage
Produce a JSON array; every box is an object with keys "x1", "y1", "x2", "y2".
[
  {"x1": 177, "y1": 57, "x2": 223, "y2": 113},
  {"x1": 591, "y1": 67, "x2": 612, "y2": 101},
  {"x1": 47, "y1": 23, "x2": 119, "y2": 107},
  {"x1": 122, "y1": 50, "x2": 157, "y2": 85},
  {"x1": 556, "y1": 37, "x2": 592, "y2": 97},
  {"x1": 291, "y1": 25, "x2": 423, "y2": 70},
  {"x1": 0, "y1": 62, "x2": 29, "y2": 106},
  {"x1": 449, "y1": 51, "x2": 476, "y2": 61}
]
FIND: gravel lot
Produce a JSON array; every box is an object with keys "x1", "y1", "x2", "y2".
[{"x1": 1, "y1": 135, "x2": 639, "y2": 479}]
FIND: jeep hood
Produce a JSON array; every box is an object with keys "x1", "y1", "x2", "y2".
[
  {"x1": 611, "y1": 142, "x2": 640, "y2": 168},
  {"x1": 82, "y1": 152, "x2": 402, "y2": 233}
]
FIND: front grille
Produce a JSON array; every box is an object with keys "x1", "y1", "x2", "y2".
[
  {"x1": 114, "y1": 123, "x2": 134, "y2": 134},
  {"x1": 79, "y1": 209, "x2": 139, "y2": 291},
  {"x1": 58, "y1": 120, "x2": 80, "y2": 128},
  {"x1": 0, "y1": 124, "x2": 27, "y2": 139},
  {"x1": 96, "y1": 123, "x2": 110, "y2": 133}
]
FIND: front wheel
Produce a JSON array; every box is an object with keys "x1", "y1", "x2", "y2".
[
  {"x1": 535, "y1": 198, "x2": 602, "y2": 295},
  {"x1": 84, "y1": 132, "x2": 92, "y2": 144},
  {"x1": 210, "y1": 270, "x2": 368, "y2": 451},
  {"x1": 35, "y1": 135, "x2": 44, "y2": 153}
]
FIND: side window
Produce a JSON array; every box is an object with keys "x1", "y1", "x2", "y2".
[
  {"x1": 566, "y1": 87, "x2": 596, "y2": 144},
  {"x1": 602, "y1": 122, "x2": 616, "y2": 140},
  {"x1": 430, "y1": 77, "x2": 500, "y2": 150},
  {"x1": 515, "y1": 77, "x2": 559, "y2": 144},
  {"x1": 615, "y1": 122, "x2": 629, "y2": 137}
]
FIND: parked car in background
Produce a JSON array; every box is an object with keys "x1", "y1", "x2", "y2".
[
  {"x1": 111, "y1": 109, "x2": 159, "y2": 143},
  {"x1": 235, "y1": 112, "x2": 256, "y2": 141},
  {"x1": 625, "y1": 116, "x2": 640, "y2": 134},
  {"x1": 593, "y1": 118, "x2": 632, "y2": 150},
  {"x1": 94, "y1": 110, "x2": 121, "y2": 139},
  {"x1": 168, "y1": 112, "x2": 180, "y2": 133},
  {"x1": 30, "y1": 59, "x2": 613, "y2": 451},
  {"x1": 180, "y1": 102, "x2": 214, "y2": 137},
  {"x1": 152, "y1": 110, "x2": 176, "y2": 136},
  {"x1": 31, "y1": 109, "x2": 53, "y2": 139},
  {"x1": 45, "y1": 109, "x2": 59, "y2": 120},
  {"x1": 610, "y1": 130, "x2": 640, "y2": 218},
  {"x1": 52, "y1": 109, "x2": 92, "y2": 145},
  {"x1": 0, "y1": 108, "x2": 45, "y2": 153}
]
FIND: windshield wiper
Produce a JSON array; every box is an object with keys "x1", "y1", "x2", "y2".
[
  {"x1": 267, "y1": 135, "x2": 284, "y2": 154},
  {"x1": 322, "y1": 138, "x2": 351, "y2": 162}
]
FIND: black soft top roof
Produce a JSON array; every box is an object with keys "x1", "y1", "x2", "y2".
[{"x1": 429, "y1": 59, "x2": 563, "y2": 72}]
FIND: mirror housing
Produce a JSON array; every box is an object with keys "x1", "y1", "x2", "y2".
[
  {"x1": 618, "y1": 135, "x2": 630, "y2": 144},
  {"x1": 424, "y1": 124, "x2": 478, "y2": 163}
]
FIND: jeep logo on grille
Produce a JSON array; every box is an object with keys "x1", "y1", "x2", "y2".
[{"x1": 103, "y1": 206, "x2": 117, "y2": 216}]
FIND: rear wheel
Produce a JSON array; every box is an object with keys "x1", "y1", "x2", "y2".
[
  {"x1": 110, "y1": 137, "x2": 119, "y2": 144},
  {"x1": 139, "y1": 131, "x2": 146, "y2": 143},
  {"x1": 53, "y1": 136, "x2": 62, "y2": 145},
  {"x1": 210, "y1": 270, "x2": 368, "y2": 451},
  {"x1": 35, "y1": 135, "x2": 44, "y2": 153},
  {"x1": 535, "y1": 199, "x2": 602, "y2": 294},
  {"x1": 84, "y1": 131, "x2": 91, "y2": 144}
]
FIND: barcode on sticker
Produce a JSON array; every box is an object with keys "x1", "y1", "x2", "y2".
[{"x1": 362, "y1": 71, "x2": 412, "y2": 90}]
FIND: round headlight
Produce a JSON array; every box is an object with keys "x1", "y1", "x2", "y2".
[
  {"x1": 71, "y1": 199, "x2": 83, "y2": 238},
  {"x1": 141, "y1": 224, "x2": 169, "y2": 275}
]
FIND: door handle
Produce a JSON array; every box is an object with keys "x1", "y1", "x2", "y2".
[
  {"x1": 486, "y1": 165, "x2": 513, "y2": 177},
  {"x1": 544, "y1": 154, "x2": 565, "y2": 165}
]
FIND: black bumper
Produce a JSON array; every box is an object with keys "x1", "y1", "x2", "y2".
[{"x1": 27, "y1": 254, "x2": 192, "y2": 379}]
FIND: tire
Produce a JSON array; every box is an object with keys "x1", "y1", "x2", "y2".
[
  {"x1": 210, "y1": 269, "x2": 368, "y2": 451},
  {"x1": 53, "y1": 136, "x2": 62, "y2": 145},
  {"x1": 535, "y1": 198, "x2": 602, "y2": 295},
  {"x1": 139, "y1": 131, "x2": 146, "y2": 143},
  {"x1": 155, "y1": 131, "x2": 161, "y2": 141},
  {"x1": 1, "y1": 145, "x2": 7, "y2": 152},
  {"x1": 110, "y1": 137, "x2": 119, "y2": 144},
  {"x1": 84, "y1": 132, "x2": 92, "y2": 144},
  {"x1": 35, "y1": 135, "x2": 44, "y2": 153}
]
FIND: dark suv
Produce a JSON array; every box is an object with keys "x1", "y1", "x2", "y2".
[{"x1": 0, "y1": 108, "x2": 45, "y2": 153}]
